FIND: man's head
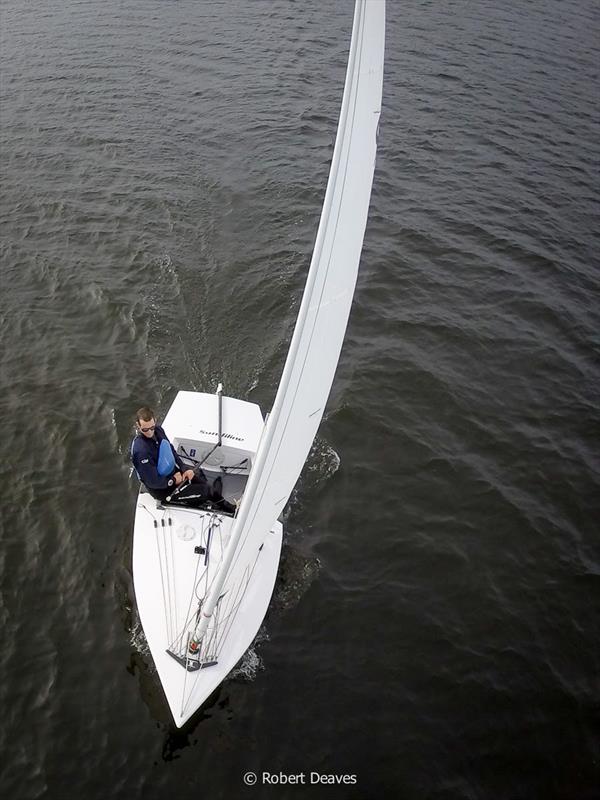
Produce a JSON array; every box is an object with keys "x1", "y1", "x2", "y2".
[{"x1": 136, "y1": 407, "x2": 156, "y2": 437}]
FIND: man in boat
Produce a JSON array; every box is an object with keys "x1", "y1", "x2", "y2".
[{"x1": 130, "y1": 406, "x2": 235, "y2": 513}]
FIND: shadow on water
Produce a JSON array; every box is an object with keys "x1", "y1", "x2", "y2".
[{"x1": 160, "y1": 692, "x2": 225, "y2": 762}]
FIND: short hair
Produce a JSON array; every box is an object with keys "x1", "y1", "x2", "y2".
[{"x1": 135, "y1": 406, "x2": 155, "y2": 424}]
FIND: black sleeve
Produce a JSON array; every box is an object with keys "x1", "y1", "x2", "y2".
[{"x1": 132, "y1": 441, "x2": 172, "y2": 490}]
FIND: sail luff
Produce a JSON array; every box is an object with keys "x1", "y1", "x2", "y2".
[{"x1": 195, "y1": 0, "x2": 384, "y2": 644}]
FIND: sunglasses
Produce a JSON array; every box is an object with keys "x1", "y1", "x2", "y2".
[{"x1": 140, "y1": 424, "x2": 156, "y2": 433}]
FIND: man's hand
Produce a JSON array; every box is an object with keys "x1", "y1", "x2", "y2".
[
  {"x1": 182, "y1": 469, "x2": 195, "y2": 481},
  {"x1": 173, "y1": 471, "x2": 184, "y2": 486}
]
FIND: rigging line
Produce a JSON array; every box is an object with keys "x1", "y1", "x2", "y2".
[
  {"x1": 215, "y1": 544, "x2": 261, "y2": 644},
  {"x1": 195, "y1": 514, "x2": 210, "y2": 606},
  {"x1": 204, "y1": 514, "x2": 221, "y2": 568},
  {"x1": 180, "y1": 445, "x2": 248, "y2": 473},
  {"x1": 184, "y1": 529, "x2": 221, "y2": 651},
  {"x1": 203, "y1": 604, "x2": 219, "y2": 660},
  {"x1": 198, "y1": 442, "x2": 219, "y2": 467},
  {"x1": 194, "y1": 514, "x2": 221, "y2": 600},
  {"x1": 180, "y1": 631, "x2": 192, "y2": 720},
  {"x1": 224, "y1": 5, "x2": 371, "y2": 582},
  {"x1": 170, "y1": 514, "x2": 219, "y2": 654},
  {"x1": 181, "y1": 598, "x2": 220, "y2": 713},
  {"x1": 214, "y1": 546, "x2": 262, "y2": 655},
  {"x1": 169, "y1": 515, "x2": 211, "y2": 653},
  {"x1": 157, "y1": 504, "x2": 207, "y2": 519},
  {"x1": 165, "y1": 510, "x2": 177, "y2": 643},
  {"x1": 169, "y1": 597, "x2": 204, "y2": 656},
  {"x1": 168, "y1": 543, "x2": 204, "y2": 654},
  {"x1": 138, "y1": 502, "x2": 157, "y2": 522},
  {"x1": 181, "y1": 557, "x2": 220, "y2": 700},
  {"x1": 213, "y1": 583, "x2": 248, "y2": 654},
  {"x1": 213, "y1": 578, "x2": 248, "y2": 640},
  {"x1": 196, "y1": 548, "x2": 240, "y2": 652},
  {"x1": 154, "y1": 519, "x2": 171, "y2": 645},
  {"x1": 180, "y1": 519, "x2": 228, "y2": 654},
  {"x1": 167, "y1": 515, "x2": 227, "y2": 659},
  {"x1": 169, "y1": 529, "x2": 218, "y2": 654},
  {"x1": 213, "y1": 576, "x2": 252, "y2": 657},
  {"x1": 220, "y1": 544, "x2": 263, "y2": 639},
  {"x1": 205, "y1": 592, "x2": 227, "y2": 659},
  {"x1": 219, "y1": 458, "x2": 249, "y2": 473},
  {"x1": 205, "y1": 520, "x2": 214, "y2": 568},
  {"x1": 168, "y1": 516, "x2": 178, "y2": 644},
  {"x1": 160, "y1": 510, "x2": 175, "y2": 644}
]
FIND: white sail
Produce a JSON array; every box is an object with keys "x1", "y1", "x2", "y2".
[{"x1": 196, "y1": 0, "x2": 385, "y2": 639}]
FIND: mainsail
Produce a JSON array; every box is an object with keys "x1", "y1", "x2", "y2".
[{"x1": 196, "y1": 0, "x2": 385, "y2": 640}]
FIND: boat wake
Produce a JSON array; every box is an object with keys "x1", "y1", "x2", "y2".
[
  {"x1": 285, "y1": 434, "x2": 340, "y2": 518},
  {"x1": 230, "y1": 626, "x2": 269, "y2": 681},
  {"x1": 129, "y1": 613, "x2": 152, "y2": 664},
  {"x1": 305, "y1": 435, "x2": 341, "y2": 485},
  {"x1": 273, "y1": 545, "x2": 321, "y2": 614}
]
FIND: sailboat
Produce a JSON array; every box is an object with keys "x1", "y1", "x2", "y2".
[{"x1": 132, "y1": 0, "x2": 385, "y2": 727}]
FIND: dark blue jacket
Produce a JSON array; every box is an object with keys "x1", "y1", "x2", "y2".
[{"x1": 130, "y1": 425, "x2": 184, "y2": 490}]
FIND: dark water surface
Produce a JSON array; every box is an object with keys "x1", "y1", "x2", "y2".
[{"x1": 1, "y1": 1, "x2": 599, "y2": 798}]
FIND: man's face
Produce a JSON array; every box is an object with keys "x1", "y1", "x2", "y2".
[{"x1": 138, "y1": 418, "x2": 156, "y2": 438}]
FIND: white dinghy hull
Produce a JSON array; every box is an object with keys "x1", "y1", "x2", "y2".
[{"x1": 132, "y1": 391, "x2": 282, "y2": 726}]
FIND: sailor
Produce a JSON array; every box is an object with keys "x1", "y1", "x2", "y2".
[{"x1": 130, "y1": 406, "x2": 235, "y2": 513}]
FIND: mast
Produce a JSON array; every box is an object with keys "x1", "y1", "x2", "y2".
[
  {"x1": 216, "y1": 382, "x2": 223, "y2": 447},
  {"x1": 195, "y1": 0, "x2": 385, "y2": 646}
]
